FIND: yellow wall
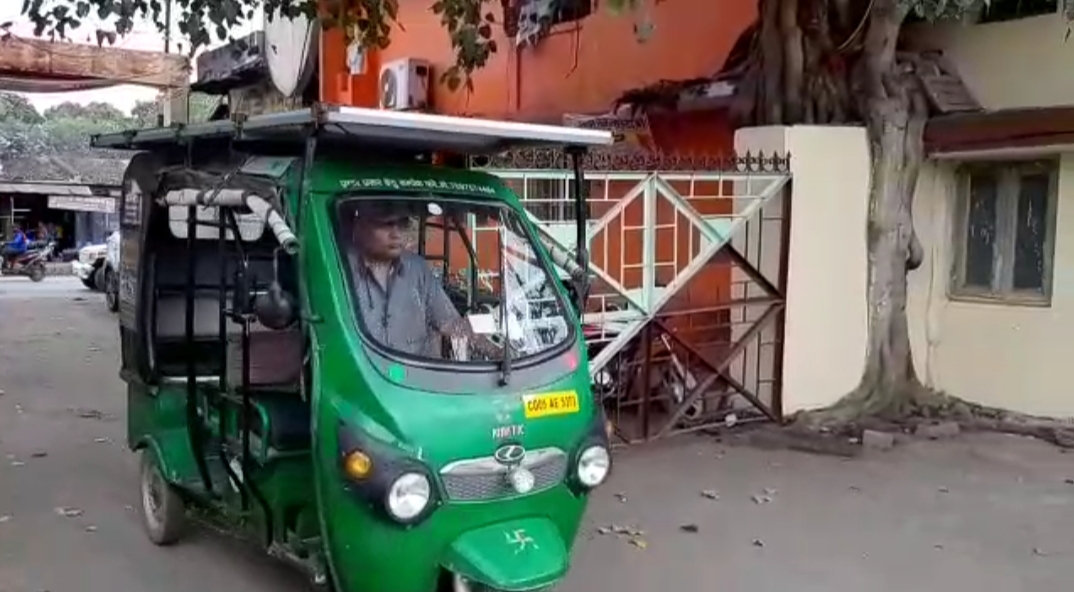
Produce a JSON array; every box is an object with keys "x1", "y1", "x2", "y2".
[
  {"x1": 735, "y1": 126, "x2": 871, "y2": 413},
  {"x1": 907, "y1": 155, "x2": 1074, "y2": 417},
  {"x1": 907, "y1": 13, "x2": 1074, "y2": 110}
]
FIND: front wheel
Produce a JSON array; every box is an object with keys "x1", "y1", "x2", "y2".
[
  {"x1": 139, "y1": 451, "x2": 186, "y2": 545},
  {"x1": 81, "y1": 274, "x2": 97, "y2": 290},
  {"x1": 104, "y1": 268, "x2": 119, "y2": 312},
  {"x1": 28, "y1": 263, "x2": 45, "y2": 282},
  {"x1": 93, "y1": 265, "x2": 107, "y2": 291}
]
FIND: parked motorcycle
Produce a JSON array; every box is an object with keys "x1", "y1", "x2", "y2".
[
  {"x1": 1, "y1": 241, "x2": 56, "y2": 282},
  {"x1": 583, "y1": 304, "x2": 705, "y2": 421}
]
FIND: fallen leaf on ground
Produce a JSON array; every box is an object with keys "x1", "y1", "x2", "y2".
[
  {"x1": 701, "y1": 490, "x2": 719, "y2": 500},
  {"x1": 614, "y1": 492, "x2": 627, "y2": 503},
  {"x1": 84, "y1": 525, "x2": 97, "y2": 532},
  {"x1": 10, "y1": 461, "x2": 24, "y2": 467},
  {"x1": 680, "y1": 524, "x2": 699, "y2": 533},
  {"x1": 938, "y1": 486, "x2": 950, "y2": 493},
  {"x1": 93, "y1": 437, "x2": 110, "y2": 444},
  {"x1": 30, "y1": 450, "x2": 47, "y2": 458},
  {"x1": 0, "y1": 515, "x2": 10, "y2": 523},
  {"x1": 752, "y1": 538, "x2": 764, "y2": 547},
  {"x1": 630, "y1": 538, "x2": 648, "y2": 549},
  {"x1": 1033, "y1": 547, "x2": 1048, "y2": 557},
  {"x1": 54, "y1": 507, "x2": 83, "y2": 518}
]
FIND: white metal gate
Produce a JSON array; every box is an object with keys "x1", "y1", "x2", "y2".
[{"x1": 488, "y1": 169, "x2": 789, "y2": 378}]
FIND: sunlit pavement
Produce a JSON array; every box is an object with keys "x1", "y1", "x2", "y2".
[{"x1": 2, "y1": 291, "x2": 1074, "y2": 592}]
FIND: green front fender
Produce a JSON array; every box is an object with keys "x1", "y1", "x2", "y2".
[{"x1": 443, "y1": 517, "x2": 569, "y2": 591}]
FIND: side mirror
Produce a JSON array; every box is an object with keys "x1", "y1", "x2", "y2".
[
  {"x1": 253, "y1": 248, "x2": 297, "y2": 330},
  {"x1": 254, "y1": 281, "x2": 298, "y2": 330},
  {"x1": 561, "y1": 273, "x2": 589, "y2": 316},
  {"x1": 569, "y1": 246, "x2": 590, "y2": 314}
]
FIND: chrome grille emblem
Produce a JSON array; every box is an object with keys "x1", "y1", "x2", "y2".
[{"x1": 493, "y1": 444, "x2": 526, "y2": 466}]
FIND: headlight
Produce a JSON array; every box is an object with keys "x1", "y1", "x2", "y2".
[
  {"x1": 576, "y1": 445, "x2": 610, "y2": 488},
  {"x1": 386, "y1": 472, "x2": 431, "y2": 521}
]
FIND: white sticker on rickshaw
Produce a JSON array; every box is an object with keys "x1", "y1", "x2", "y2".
[{"x1": 339, "y1": 177, "x2": 497, "y2": 195}]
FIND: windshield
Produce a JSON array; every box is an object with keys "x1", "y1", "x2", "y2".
[{"x1": 335, "y1": 195, "x2": 573, "y2": 366}]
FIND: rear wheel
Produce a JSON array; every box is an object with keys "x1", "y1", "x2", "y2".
[
  {"x1": 105, "y1": 268, "x2": 119, "y2": 312},
  {"x1": 93, "y1": 264, "x2": 107, "y2": 291},
  {"x1": 139, "y1": 451, "x2": 185, "y2": 545},
  {"x1": 28, "y1": 263, "x2": 45, "y2": 283},
  {"x1": 80, "y1": 273, "x2": 97, "y2": 290}
]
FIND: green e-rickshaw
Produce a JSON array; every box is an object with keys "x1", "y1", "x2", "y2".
[{"x1": 92, "y1": 104, "x2": 614, "y2": 592}]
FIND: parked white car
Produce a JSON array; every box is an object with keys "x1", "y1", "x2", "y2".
[
  {"x1": 73, "y1": 241, "x2": 108, "y2": 290},
  {"x1": 104, "y1": 230, "x2": 120, "y2": 312}
]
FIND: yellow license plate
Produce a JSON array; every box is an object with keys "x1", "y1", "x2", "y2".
[{"x1": 522, "y1": 391, "x2": 580, "y2": 419}]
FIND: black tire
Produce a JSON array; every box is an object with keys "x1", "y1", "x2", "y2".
[
  {"x1": 81, "y1": 275, "x2": 97, "y2": 290},
  {"x1": 93, "y1": 264, "x2": 107, "y2": 291},
  {"x1": 28, "y1": 263, "x2": 45, "y2": 283},
  {"x1": 139, "y1": 451, "x2": 186, "y2": 546},
  {"x1": 105, "y1": 268, "x2": 119, "y2": 312}
]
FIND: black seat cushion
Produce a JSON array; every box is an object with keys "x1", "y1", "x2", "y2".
[{"x1": 250, "y1": 394, "x2": 311, "y2": 452}]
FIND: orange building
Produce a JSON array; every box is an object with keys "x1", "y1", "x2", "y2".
[{"x1": 320, "y1": 0, "x2": 756, "y2": 156}]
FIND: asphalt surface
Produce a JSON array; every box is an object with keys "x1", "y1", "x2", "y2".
[
  {"x1": 0, "y1": 276, "x2": 89, "y2": 300},
  {"x1": 3, "y1": 280, "x2": 1074, "y2": 592}
]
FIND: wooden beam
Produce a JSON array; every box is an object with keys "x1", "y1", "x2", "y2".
[
  {"x1": 0, "y1": 35, "x2": 190, "y2": 89},
  {"x1": 925, "y1": 107, "x2": 1074, "y2": 155}
]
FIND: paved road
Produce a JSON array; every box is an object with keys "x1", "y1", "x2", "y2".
[
  {"x1": 3, "y1": 284, "x2": 1074, "y2": 592},
  {"x1": 0, "y1": 276, "x2": 95, "y2": 300}
]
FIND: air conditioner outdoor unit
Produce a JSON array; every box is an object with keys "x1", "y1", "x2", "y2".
[{"x1": 379, "y1": 58, "x2": 432, "y2": 111}]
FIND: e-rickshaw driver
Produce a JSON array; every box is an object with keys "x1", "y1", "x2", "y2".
[{"x1": 346, "y1": 200, "x2": 502, "y2": 360}]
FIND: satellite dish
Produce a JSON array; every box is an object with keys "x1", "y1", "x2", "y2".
[
  {"x1": 380, "y1": 68, "x2": 398, "y2": 109},
  {"x1": 264, "y1": 7, "x2": 320, "y2": 98}
]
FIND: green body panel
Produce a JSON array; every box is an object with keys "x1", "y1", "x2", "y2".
[
  {"x1": 127, "y1": 382, "x2": 201, "y2": 486},
  {"x1": 127, "y1": 157, "x2": 602, "y2": 592},
  {"x1": 444, "y1": 517, "x2": 570, "y2": 591}
]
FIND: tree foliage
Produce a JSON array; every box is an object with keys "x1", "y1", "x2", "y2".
[
  {"x1": 44, "y1": 100, "x2": 126, "y2": 121},
  {"x1": 0, "y1": 93, "x2": 45, "y2": 124},
  {"x1": 128, "y1": 92, "x2": 221, "y2": 127},
  {"x1": 0, "y1": 91, "x2": 221, "y2": 158},
  {"x1": 19, "y1": 0, "x2": 505, "y2": 90}
]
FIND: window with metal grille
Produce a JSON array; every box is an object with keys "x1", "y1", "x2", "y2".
[{"x1": 950, "y1": 160, "x2": 1058, "y2": 305}]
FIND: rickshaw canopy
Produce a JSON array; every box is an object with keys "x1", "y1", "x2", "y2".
[{"x1": 90, "y1": 104, "x2": 614, "y2": 154}]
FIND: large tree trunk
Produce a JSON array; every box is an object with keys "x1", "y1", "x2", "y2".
[
  {"x1": 741, "y1": 0, "x2": 933, "y2": 422},
  {"x1": 828, "y1": 0, "x2": 932, "y2": 421}
]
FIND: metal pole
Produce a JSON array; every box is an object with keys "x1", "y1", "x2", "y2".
[
  {"x1": 157, "y1": 0, "x2": 173, "y2": 127},
  {"x1": 567, "y1": 147, "x2": 589, "y2": 311}
]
